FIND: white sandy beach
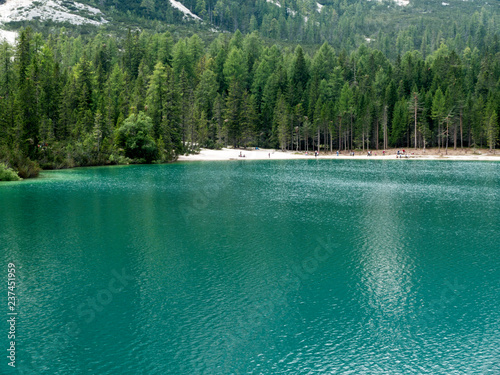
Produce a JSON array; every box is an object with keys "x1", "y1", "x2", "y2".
[{"x1": 177, "y1": 147, "x2": 500, "y2": 162}]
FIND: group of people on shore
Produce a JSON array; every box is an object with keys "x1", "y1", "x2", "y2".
[
  {"x1": 237, "y1": 148, "x2": 413, "y2": 159},
  {"x1": 304, "y1": 151, "x2": 320, "y2": 157},
  {"x1": 396, "y1": 149, "x2": 411, "y2": 158}
]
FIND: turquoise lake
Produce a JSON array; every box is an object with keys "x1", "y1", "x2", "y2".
[{"x1": 1, "y1": 160, "x2": 500, "y2": 374}]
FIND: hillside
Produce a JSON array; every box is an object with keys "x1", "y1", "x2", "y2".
[
  {"x1": 1, "y1": 0, "x2": 498, "y2": 58},
  {"x1": 0, "y1": 0, "x2": 499, "y2": 180},
  {"x1": 0, "y1": 0, "x2": 202, "y2": 43}
]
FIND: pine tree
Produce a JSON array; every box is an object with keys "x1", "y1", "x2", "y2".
[
  {"x1": 391, "y1": 98, "x2": 409, "y2": 147},
  {"x1": 225, "y1": 80, "x2": 243, "y2": 147},
  {"x1": 432, "y1": 88, "x2": 447, "y2": 151},
  {"x1": 485, "y1": 98, "x2": 499, "y2": 152},
  {"x1": 146, "y1": 62, "x2": 168, "y2": 139},
  {"x1": 195, "y1": 69, "x2": 218, "y2": 119},
  {"x1": 16, "y1": 56, "x2": 41, "y2": 158},
  {"x1": 241, "y1": 91, "x2": 257, "y2": 146},
  {"x1": 274, "y1": 92, "x2": 289, "y2": 151},
  {"x1": 337, "y1": 83, "x2": 351, "y2": 150},
  {"x1": 223, "y1": 47, "x2": 247, "y2": 89},
  {"x1": 212, "y1": 93, "x2": 225, "y2": 146},
  {"x1": 291, "y1": 45, "x2": 309, "y2": 106}
]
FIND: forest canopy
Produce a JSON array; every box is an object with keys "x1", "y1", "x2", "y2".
[{"x1": 0, "y1": 24, "x2": 499, "y2": 178}]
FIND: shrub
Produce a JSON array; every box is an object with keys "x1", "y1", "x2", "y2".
[
  {"x1": 115, "y1": 112, "x2": 158, "y2": 163},
  {"x1": 0, "y1": 163, "x2": 21, "y2": 181},
  {"x1": 7, "y1": 151, "x2": 41, "y2": 179},
  {"x1": 108, "y1": 153, "x2": 132, "y2": 165},
  {"x1": 14, "y1": 158, "x2": 41, "y2": 179}
]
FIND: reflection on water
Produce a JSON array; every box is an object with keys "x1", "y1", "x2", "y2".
[
  {"x1": 1, "y1": 160, "x2": 500, "y2": 374},
  {"x1": 360, "y1": 182, "x2": 412, "y2": 337}
]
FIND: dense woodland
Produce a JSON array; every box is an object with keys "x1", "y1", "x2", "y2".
[
  {"x1": 79, "y1": 0, "x2": 500, "y2": 59},
  {"x1": 0, "y1": 19, "x2": 499, "y2": 179}
]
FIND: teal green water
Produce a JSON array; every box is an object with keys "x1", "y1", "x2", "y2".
[{"x1": 1, "y1": 160, "x2": 500, "y2": 374}]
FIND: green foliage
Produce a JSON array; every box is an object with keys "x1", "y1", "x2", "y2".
[
  {"x1": 273, "y1": 92, "x2": 289, "y2": 150},
  {"x1": 0, "y1": 163, "x2": 21, "y2": 181},
  {"x1": 223, "y1": 47, "x2": 247, "y2": 87},
  {"x1": 11, "y1": 155, "x2": 41, "y2": 179},
  {"x1": 7, "y1": 0, "x2": 500, "y2": 62},
  {"x1": 485, "y1": 98, "x2": 499, "y2": 151},
  {"x1": 391, "y1": 98, "x2": 410, "y2": 147},
  {"x1": 1, "y1": 23, "x2": 499, "y2": 179},
  {"x1": 115, "y1": 112, "x2": 158, "y2": 162}
]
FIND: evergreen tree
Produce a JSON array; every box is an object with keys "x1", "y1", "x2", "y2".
[
  {"x1": 485, "y1": 98, "x2": 499, "y2": 152},
  {"x1": 290, "y1": 45, "x2": 309, "y2": 106},
  {"x1": 432, "y1": 88, "x2": 447, "y2": 150},
  {"x1": 225, "y1": 80, "x2": 243, "y2": 147},
  {"x1": 391, "y1": 98, "x2": 409, "y2": 147},
  {"x1": 274, "y1": 92, "x2": 289, "y2": 151}
]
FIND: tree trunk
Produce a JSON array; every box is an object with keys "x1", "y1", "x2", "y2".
[
  {"x1": 383, "y1": 105, "x2": 388, "y2": 150},
  {"x1": 330, "y1": 128, "x2": 332, "y2": 152},
  {"x1": 338, "y1": 117, "x2": 341, "y2": 152},
  {"x1": 407, "y1": 123, "x2": 410, "y2": 149},
  {"x1": 454, "y1": 120, "x2": 457, "y2": 150},
  {"x1": 468, "y1": 117, "x2": 471, "y2": 148},
  {"x1": 460, "y1": 109, "x2": 463, "y2": 149},
  {"x1": 414, "y1": 93, "x2": 418, "y2": 150},
  {"x1": 350, "y1": 114, "x2": 353, "y2": 151},
  {"x1": 323, "y1": 126, "x2": 327, "y2": 153},
  {"x1": 296, "y1": 131, "x2": 298, "y2": 152},
  {"x1": 318, "y1": 125, "x2": 320, "y2": 152},
  {"x1": 446, "y1": 117, "x2": 449, "y2": 155},
  {"x1": 191, "y1": 124, "x2": 194, "y2": 151},
  {"x1": 438, "y1": 121, "x2": 441, "y2": 152},
  {"x1": 366, "y1": 125, "x2": 369, "y2": 151}
]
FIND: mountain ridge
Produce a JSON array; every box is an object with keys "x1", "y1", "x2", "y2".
[{"x1": 0, "y1": 0, "x2": 498, "y2": 65}]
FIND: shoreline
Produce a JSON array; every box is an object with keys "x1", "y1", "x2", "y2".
[
  {"x1": 3, "y1": 147, "x2": 499, "y2": 184},
  {"x1": 177, "y1": 148, "x2": 500, "y2": 162}
]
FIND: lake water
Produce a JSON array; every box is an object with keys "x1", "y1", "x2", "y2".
[{"x1": 1, "y1": 160, "x2": 500, "y2": 374}]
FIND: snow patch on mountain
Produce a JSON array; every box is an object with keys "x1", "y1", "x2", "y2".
[
  {"x1": 0, "y1": 0, "x2": 107, "y2": 26},
  {"x1": 266, "y1": 0, "x2": 282, "y2": 7},
  {"x1": 0, "y1": 29, "x2": 18, "y2": 44},
  {"x1": 367, "y1": 0, "x2": 410, "y2": 5},
  {"x1": 267, "y1": 0, "x2": 324, "y2": 12},
  {"x1": 169, "y1": 0, "x2": 201, "y2": 20}
]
